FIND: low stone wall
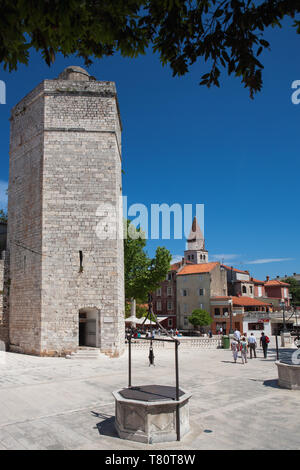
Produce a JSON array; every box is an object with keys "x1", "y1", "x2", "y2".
[{"x1": 129, "y1": 337, "x2": 222, "y2": 350}]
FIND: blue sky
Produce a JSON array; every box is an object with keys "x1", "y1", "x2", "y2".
[{"x1": 0, "y1": 18, "x2": 299, "y2": 281}]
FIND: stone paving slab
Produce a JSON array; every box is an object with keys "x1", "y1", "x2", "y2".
[{"x1": 0, "y1": 343, "x2": 299, "y2": 450}]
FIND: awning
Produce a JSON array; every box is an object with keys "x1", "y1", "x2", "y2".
[{"x1": 125, "y1": 316, "x2": 168, "y2": 325}]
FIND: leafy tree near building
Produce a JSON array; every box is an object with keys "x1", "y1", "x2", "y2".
[
  {"x1": 189, "y1": 308, "x2": 212, "y2": 332},
  {"x1": 284, "y1": 277, "x2": 300, "y2": 307},
  {"x1": 125, "y1": 302, "x2": 148, "y2": 319},
  {"x1": 0, "y1": 209, "x2": 7, "y2": 223},
  {"x1": 124, "y1": 219, "x2": 172, "y2": 315},
  {"x1": 0, "y1": 1, "x2": 299, "y2": 97}
]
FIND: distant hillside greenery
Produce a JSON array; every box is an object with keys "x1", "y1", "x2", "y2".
[{"x1": 285, "y1": 277, "x2": 300, "y2": 307}]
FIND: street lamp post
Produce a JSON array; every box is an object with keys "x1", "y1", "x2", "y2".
[
  {"x1": 279, "y1": 299, "x2": 291, "y2": 348},
  {"x1": 280, "y1": 300, "x2": 287, "y2": 333},
  {"x1": 229, "y1": 298, "x2": 233, "y2": 334}
]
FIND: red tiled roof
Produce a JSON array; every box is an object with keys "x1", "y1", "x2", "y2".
[
  {"x1": 211, "y1": 296, "x2": 271, "y2": 306},
  {"x1": 265, "y1": 280, "x2": 290, "y2": 287},
  {"x1": 251, "y1": 278, "x2": 265, "y2": 284},
  {"x1": 221, "y1": 264, "x2": 249, "y2": 275},
  {"x1": 177, "y1": 262, "x2": 219, "y2": 275},
  {"x1": 231, "y1": 296, "x2": 271, "y2": 307},
  {"x1": 170, "y1": 260, "x2": 193, "y2": 271},
  {"x1": 170, "y1": 262, "x2": 181, "y2": 271}
]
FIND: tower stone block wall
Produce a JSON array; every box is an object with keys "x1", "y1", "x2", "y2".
[
  {"x1": 0, "y1": 260, "x2": 4, "y2": 322},
  {"x1": 5, "y1": 67, "x2": 125, "y2": 356},
  {"x1": 0, "y1": 252, "x2": 10, "y2": 346}
]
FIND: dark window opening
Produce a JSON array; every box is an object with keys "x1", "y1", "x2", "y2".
[
  {"x1": 248, "y1": 322, "x2": 264, "y2": 330},
  {"x1": 79, "y1": 250, "x2": 83, "y2": 272}
]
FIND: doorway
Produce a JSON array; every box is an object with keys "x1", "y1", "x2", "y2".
[
  {"x1": 79, "y1": 321, "x2": 86, "y2": 346},
  {"x1": 78, "y1": 308, "x2": 99, "y2": 347}
]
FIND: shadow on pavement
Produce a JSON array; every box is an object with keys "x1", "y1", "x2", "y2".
[
  {"x1": 262, "y1": 379, "x2": 280, "y2": 389},
  {"x1": 91, "y1": 411, "x2": 118, "y2": 439}
]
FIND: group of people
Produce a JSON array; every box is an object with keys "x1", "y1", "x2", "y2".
[{"x1": 231, "y1": 329, "x2": 270, "y2": 364}]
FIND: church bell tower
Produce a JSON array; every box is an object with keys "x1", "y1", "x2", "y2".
[{"x1": 184, "y1": 217, "x2": 208, "y2": 264}]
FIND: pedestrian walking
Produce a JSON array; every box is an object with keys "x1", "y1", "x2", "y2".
[
  {"x1": 234, "y1": 329, "x2": 241, "y2": 342},
  {"x1": 248, "y1": 333, "x2": 257, "y2": 358},
  {"x1": 240, "y1": 337, "x2": 248, "y2": 364},
  {"x1": 219, "y1": 326, "x2": 223, "y2": 336},
  {"x1": 260, "y1": 332, "x2": 270, "y2": 358},
  {"x1": 231, "y1": 338, "x2": 239, "y2": 363}
]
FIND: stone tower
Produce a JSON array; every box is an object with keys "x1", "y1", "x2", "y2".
[
  {"x1": 6, "y1": 66, "x2": 125, "y2": 356},
  {"x1": 184, "y1": 217, "x2": 208, "y2": 264}
]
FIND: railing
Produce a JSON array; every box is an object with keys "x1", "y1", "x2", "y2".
[{"x1": 127, "y1": 337, "x2": 223, "y2": 349}]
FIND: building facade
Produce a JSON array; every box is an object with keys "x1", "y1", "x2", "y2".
[
  {"x1": 222, "y1": 265, "x2": 255, "y2": 297},
  {"x1": 152, "y1": 261, "x2": 179, "y2": 329},
  {"x1": 264, "y1": 277, "x2": 291, "y2": 307},
  {"x1": 0, "y1": 66, "x2": 125, "y2": 357},
  {"x1": 177, "y1": 262, "x2": 227, "y2": 329},
  {"x1": 210, "y1": 296, "x2": 272, "y2": 335}
]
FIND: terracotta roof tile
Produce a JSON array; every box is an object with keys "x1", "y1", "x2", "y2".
[
  {"x1": 231, "y1": 296, "x2": 271, "y2": 306},
  {"x1": 221, "y1": 264, "x2": 249, "y2": 274},
  {"x1": 177, "y1": 262, "x2": 219, "y2": 275},
  {"x1": 265, "y1": 280, "x2": 290, "y2": 287},
  {"x1": 170, "y1": 260, "x2": 193, "y2": 271},
  {"x1": 211, "y1": 296, "x2": 271, "y2": 306},
  {"x1": 251, "y1": 278, "x2": 265, "y2": 284}
]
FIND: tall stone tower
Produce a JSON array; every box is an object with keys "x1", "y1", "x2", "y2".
[
  {"x1": 184, "y1": 217, "x2": 208, "y2": 264},
  {"x1": 7, "y1": 66, "x2": 125, "y2": 356}
]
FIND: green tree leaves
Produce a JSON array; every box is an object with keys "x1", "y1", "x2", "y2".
[
  {"x1": 0, "y1": 1, "x2": 299, "y2": 96},
  {"x1": 124, "y1": 220, "x2": 172, "y2": 302},
  {"x1": 0, "y1": 209, "x2": 7, "y2": 223},
  {"x1": 284, "y1": 277, "x2": 300, "y2": 307},
  {"x1": 188, "y1": 308, "x2": 212, "y2": 330}
]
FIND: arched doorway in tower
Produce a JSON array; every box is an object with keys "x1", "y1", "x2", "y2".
[{"x1": 79, "y1": 307, "x2": 99, "y2": 347}]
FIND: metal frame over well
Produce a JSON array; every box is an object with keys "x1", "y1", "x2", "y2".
[{"x1": 126, "y1": 294, "x2": 181, "y2": 441}]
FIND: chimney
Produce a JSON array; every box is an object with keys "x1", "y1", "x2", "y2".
[{"x1": 266, "y1": 276, "x2": 270, "y2": 281}]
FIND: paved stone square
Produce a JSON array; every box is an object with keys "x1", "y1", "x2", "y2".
[{"x1": 0, "y1": 340, "x2": 299, "y2": 450}]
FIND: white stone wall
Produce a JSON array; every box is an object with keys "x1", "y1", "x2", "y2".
[
  {"x1": 0, "y1": 259, "x2": 4, "y2": 322},
  {"x1": 7, "y1": 70, "x2": 125, "y2": 356},
  {"x1": 8, "y1": 83, "x2": 44, "y2": 354}
]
